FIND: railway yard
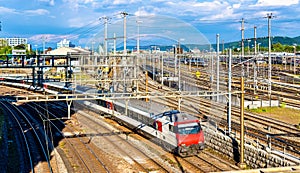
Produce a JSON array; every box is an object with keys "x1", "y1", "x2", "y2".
[{"x1": 0, "y1": 53, "x2": 300, "y2": 173}]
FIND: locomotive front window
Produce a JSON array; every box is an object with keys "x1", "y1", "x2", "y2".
[{"x1": 177, "y1": 125, "x2": 201, "y2": 134}]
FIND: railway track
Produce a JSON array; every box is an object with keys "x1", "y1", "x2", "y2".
[
  {"x1": 73, "y1": 100, "x2": 239, "y2": 172},
  {"x1": 27, "y1": 102, "x2": 110, "y2": 173},
  {"x1": 0, "y1": 101, "x2": 53, "y2": 173},
  {"x1": 75, "y1": 109, "x2": 172, "y2": 172},
  {"x1": 139, "y1": 76, "x2": 300, "y2": 160},
  {"x1": 189, "y1": 64, "x2": 300, "y2": 109}
]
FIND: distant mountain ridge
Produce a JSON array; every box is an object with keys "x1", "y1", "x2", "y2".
[
  {"x1": 222, "y1": 36, "x2": 300, "y2": 50},
  {"x1": 122, "y1": 36, "x2": 300, "y2": 52}
]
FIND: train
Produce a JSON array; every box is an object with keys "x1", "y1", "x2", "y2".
[
  {"x1": 0, "y1": 76, "x2": 205, "y2": 157},
  {"x1": 97, "y1": 97, "x2": 205, "y2": 157},
  {"x1": 0, "y1": 76, "x2": 73, "y2": 94}
]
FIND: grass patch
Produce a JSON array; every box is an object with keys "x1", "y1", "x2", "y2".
[
  {"x1": 59, "y1": 141, "x2": 66, "y2": 148},
  {"x1": 248, "y1": 107, "x2": 300, "y2": 125}
]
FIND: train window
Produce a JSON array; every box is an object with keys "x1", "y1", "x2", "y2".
[
  {"x1": 165, "y1": 116, "x2": 170, "y2": 121},
  {"x1": 198, "y1": 123, "x2": 202, "y2": 130},
  {"x1": 169, "y1": 124, "x2": 174, "y2": 132},
  {"x1": 177, "y1": 125, "x2": 200, "y2": 134}
]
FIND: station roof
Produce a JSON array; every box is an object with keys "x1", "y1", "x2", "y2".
[{"x1": 47, "y1": 47, "x2": 90, "y2": 56}]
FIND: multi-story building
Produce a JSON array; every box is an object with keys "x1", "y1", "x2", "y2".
[{"x1": 5, "y1": 37, "x2": 27, "y2": 46}]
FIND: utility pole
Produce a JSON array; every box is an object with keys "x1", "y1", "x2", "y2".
[
  {"x1": 240, "y1": 18, "x2": 245, "y2": 78},
  {"x1": 210, "y1": 44, "x2": 214, "y2": 88},
  {"x1": 239, "y1": 76, "x2": 246, "y2": 169},
  {"x1": 216, "y1": 34, "x2": 220, "y2": 102},
  {"x1": 254, "y1": 26, "x2": 257, "y2": 55},
  {"x1": 254, "y1": 26, "x2": 257, "y2": 95},
  {"x1": 222, "y1": 39, "x2": 224, "y2": 55},
  {"x1": 240, "y1": 18, "x2": 245, "y2": 59},
  {"x1": 136, "y1": 20, "x2": 142, "y2": 54},
  {"x1": 100, "y1": 16, "x2": 110, "y2": 56},
  {"x1": 227, "y1": 49, "x2": 232, "y2": 134},
  {"x1": 266, "y1": 13, "x2": 274, "y2": 102},
  {"x1": 294, "y1": 45, "x2": 297, "y2": 74},
  {"x1": 121, "y1": 12, "x2": 128, "y2": 55}
]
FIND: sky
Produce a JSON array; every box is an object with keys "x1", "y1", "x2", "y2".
[{"x1": 0, "y1": 0, "x2": 300, "y2": 49}]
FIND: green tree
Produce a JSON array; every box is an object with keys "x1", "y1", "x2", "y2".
[
  {"x1": 272, "y1": 43, "x2": 284, "y2": 52},
  {"x1": 14, "y1": 44, "x2": 26, "y2": 50},
  {"x1": 0, "y1": 46, "x2": 12, "y2": 55}
]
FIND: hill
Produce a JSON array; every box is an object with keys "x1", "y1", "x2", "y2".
[
  {"x1": 224, "y1": 36, "x2": 300, "y2": 50},
  {"x1": 102, "y1": 36, "x2": 300, "y2": 53}
]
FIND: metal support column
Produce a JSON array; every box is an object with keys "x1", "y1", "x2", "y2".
[
  {"x1": 134, "y1": 55, "x2": 138, "y2": 93},
  {"x1": 254, "y1": 55, "x2": 257, "y2": 95},
  {"x1": 161, "y1": 55, "x2": 164, "y2": 86},
  {"x1": 267, "y1": 13, "x2": 273, "y2": 105},
  {"x1": 216, "y1": 34, "x2": 220, "y2": 102},
  {"x1": 239, "y1": 76, "x2": 247, "y2": 169},
  {"x1": 32, "y1": 67, "x2": 36, "y2": 88},
  {"x1": 67, "y1": 100, "x2": 73, "y2": 119},
  {"x1": 227, "y1": 49, "x2": 232, "y2": 134},
  {"x1": 178, "y1": 97, "x2": 182, "y2": 111},
  {"x1": 125, "y1": 99, "x2": 128, "y2": 116},
  {"x1": 145, "y1": 71, "x2": 149, "y2": 102}
]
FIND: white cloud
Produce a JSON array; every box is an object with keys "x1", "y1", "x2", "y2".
[
  {"x1": 24, "y1": 9, "x2": 50, "y2": 16},
  {"x1": 160, "y1": 0, "x2": 242, "y2": 20},
  {"x1": 0, "y1": 6, "x2": 18, "y2": 14},
  {"x1": 84, "y1": 0, "x2": 94, "y2": 3},
  {"x1": 232, "y1": 3, "x2": 241, "y2": 9},
  {"x1": 50, "y1": 0, "x2": 55, "y2": 6},
  {"x1": 29, "y1": 34, "x2": 77, "y2": 43},
  {"x1": 200, "y1": 5, "x2": 240, "y2": 21},
  {"x1": 112, "y1": 0, "x2": 141, "y2": 5},
  {"x1": 254, "y1": 0, "x2": 299, "y2": 6},
  {"x1": 134, "y1": 7, "x2": 155, "y2": 16},
  {"x1": 38, "y1": 0, "x2": 55, "y2": 6},
  {"x1": 67, "y1": 17, "x2": 99, "y2": 28}
]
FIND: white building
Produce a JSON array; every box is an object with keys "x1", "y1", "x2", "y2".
[
  {"x1": 57, "y1": 39, "x2": 74, "y2": 48},
  {"x1": 12, "y1": 49, "x2": 26, "y2": 55},
  {"x1": 47, "y1": 47, "x2": 90, "y2": 56},
  {"x1": 5, "y1": 37, "x2": 27, "y2": 46}
]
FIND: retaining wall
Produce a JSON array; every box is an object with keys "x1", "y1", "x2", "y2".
[{"x1": 203, "y1": 126, "x2": 297, "y2": 169}]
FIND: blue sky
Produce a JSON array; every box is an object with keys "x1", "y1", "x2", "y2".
[{"x1": 0, "y1": 0, "x2": 300, "y2": 49}]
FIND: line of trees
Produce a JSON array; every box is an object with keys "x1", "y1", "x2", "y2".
[
  {"x1": 227, "y1": 42, "x2": 300, "y2": 55},
  {"x1": 0, "y1": 44, "x2": 37, "y2": 59}
]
